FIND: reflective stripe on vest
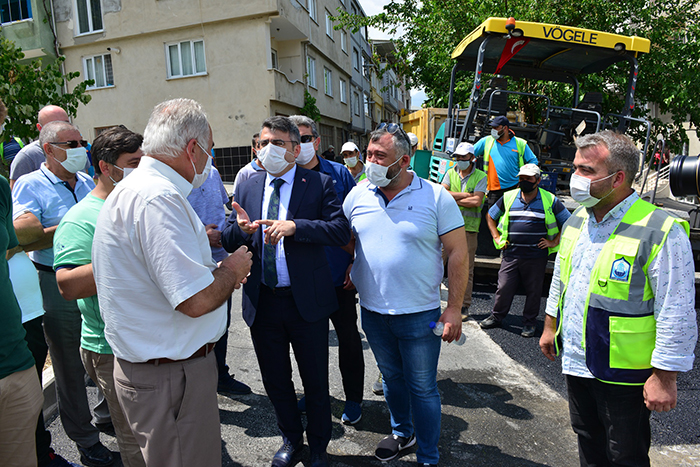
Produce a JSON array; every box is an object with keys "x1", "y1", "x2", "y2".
[
  {"x1": 447, "y1": 167, "x2": 486, "y2": 232},
  {"x1": 555, "y1": 199, "x2": 689, "y2": 385},
  {"x1": 494, "y1": 187, "x2": 560, "y2": 254},
  {"x1": 483, "y1": 135, "x2": 527, "y2": 175},
  {"x1": 0, "y1": 136, "x2": 24, "y2": 161}
]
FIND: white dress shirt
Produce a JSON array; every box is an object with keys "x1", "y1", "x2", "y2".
[
  {"x1": 93, "y1": 156, "x2": 226, "y2": 362},
  {"x1": 261, "y1": 165, "x2": 296, "y2": 287}
]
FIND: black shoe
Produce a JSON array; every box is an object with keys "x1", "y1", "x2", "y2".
[
  {"x1": 217, "y1": 374, "x2": 252, "y2": 396},
  {"x1": 521, "y1": 325, "x2": 536, "y2": 338},
  {"x1": 271, "y1": 441, "x2": 303, "y2": 467},
  {"x1": 310, "y1": 451, "x2": 329, "y2": 467},
  {"x1": 95, "y1": 421, "x2": 115, "y2": 436},
  {"x1": 78, "y1": 442, "x2": 114, "y2": 467},
  {"x1": 479, "y1": 314, "x2": 501, "y2": 329},
  {"x1": 375, "y1": 433, "x2": 416, "y2": 461}
]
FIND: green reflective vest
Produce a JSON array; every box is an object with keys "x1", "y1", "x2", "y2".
[
  {"x1": 555, "y1": 199, "x2": 689, "y2": 385},
  {"x1": 483, "y1": 135, "x2": 527, "y2": 175},
  {"x1": 446, "y1": 166, "x2": 486, "y2": 232},
  {"x1": 494, "y1": 187, "x2": 560, "y2": 255},
  {"x1": 0, "y1": 137, "x2": 24, "y2": 162}
]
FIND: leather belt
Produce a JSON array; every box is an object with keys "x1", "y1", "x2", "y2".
[
  {"x1": 261, "y1": 284, "x2": 293, "y2": 297},
  {"x1": 146, "y1": 342, "x2": 215, "y2": 366}
]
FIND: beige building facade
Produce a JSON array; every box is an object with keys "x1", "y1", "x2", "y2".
[{"x1": 52, "y1": 0, "x2": 360, "y2": 180}]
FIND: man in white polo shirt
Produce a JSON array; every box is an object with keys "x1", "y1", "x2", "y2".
[
  {"x1": 92, "y1": 99, "x2": 252, "y2": 466},
  {"x1": 343, "y1": 123, "x2": 468, "y2": 467}
]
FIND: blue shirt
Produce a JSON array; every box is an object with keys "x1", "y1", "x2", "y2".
[
  {"x1": 343, "y1": 172, "x2": 464, "y2": 314},
  {"x1": 489, "y1": 188, "x2": 570, "y2": 259},
  {"x1": 187, "y1": 167, "x2": 230, "y2": 262},
  {"x1": 315, "y1": 157, "x2": 356, "y2": 287},
  {"x1": 474, "y1": 135, "x2": 538, "y2": 190},
  {"x1": 12, "y1": 163, "x2": 95, "y2": 266}
]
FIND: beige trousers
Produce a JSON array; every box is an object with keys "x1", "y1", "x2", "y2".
[{"x1": 0, "y1": 366, "x2": 43, "y2": 467}]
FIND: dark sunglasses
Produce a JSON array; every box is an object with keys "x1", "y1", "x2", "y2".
[
  {"x1": 259, "y1": 139, "x2": 298, "y2": 148},
  {"x1": 300, "y1": 134, "x2": 315, "y2": 143},
  {"x1": 376, "y1": 122, "x2": 410, "y2": 146},
  {"x1": 51, "y1": 140, "x2": 89, "y2": 148}
]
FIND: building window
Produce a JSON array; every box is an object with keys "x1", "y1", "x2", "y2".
[
  {"x1": 324, "y1": 68, "x2": 333, "y2": 96},
  {"x1": 325, "y1": 11, "x2": 333, "y2": 39},
  {"x1": 364, "y1": 93, "x2": 370, "y2": 117},
  {"x1": 166, "y1": 40, "x2": 206, "y2": 78},
  {"x1": 271, "y1": 48, "x2": 278, "y2": 69},
  {"x1": 340, "y1": 79, "x2": 347, "y2": 103},
  {"x1": 0, "y1": 0, "x2": 31, "y2": 23},
  {"x1": 76, "y1": 0, "x2": 103, "y2": 35},
  {"x1": 352, "y1": 48, "x2": 359, "y2": 71},
  {"x1": 307, "y1": 0, "x2": 316, "y2": 21},
  {"x1": 83, "y1": 53, "x2": 114, "y2": 89},
  {"x1": 340, "y1": 30, "x2": 347, "y2": 53},
  {"x1": 352, "y1": 92, "x2": 360, "y2": 116},
  {"x1": 307, "y1": 56, "x2": 317, "y2": 88}
]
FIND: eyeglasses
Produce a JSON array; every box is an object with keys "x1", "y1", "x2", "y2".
[
  {"x1": 376, "y1": 122, "x2": 410, "y2": 146},
  {"x1": 259, "y1": 139, "x2": 298, "y2": 148},
  {"x1": 51, "y1": 140, "x2": 89, "y2": 148},
  {"x1": 300, "y1": 134, "x2": 316, "y2": 143}
]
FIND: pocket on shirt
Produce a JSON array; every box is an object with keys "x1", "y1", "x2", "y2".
[{"x1": 608, "y1": 315, "x2": 655, "y2": 370}]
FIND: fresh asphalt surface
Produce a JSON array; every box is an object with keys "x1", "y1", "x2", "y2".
[{"x1": 47, "y1": 278, "x2": 700, "y2": 466}]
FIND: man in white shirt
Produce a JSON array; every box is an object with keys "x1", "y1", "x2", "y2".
[
  {"x1": 93, "y1": 98, "x2": 252, "y2": 467},
  {"x1": 540, "y1": 131, "x2": 697, "y2": 466}
]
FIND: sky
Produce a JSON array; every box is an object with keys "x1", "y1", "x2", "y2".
[{"x1": 359, "y1": 0, "x2": 427, "y2": 109}]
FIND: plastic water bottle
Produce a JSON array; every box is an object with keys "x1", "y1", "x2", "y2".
[{"x1": 429, "y1": 321, "x2": 466, "y2": 345}]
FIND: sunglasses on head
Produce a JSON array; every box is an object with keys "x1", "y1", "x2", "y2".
[
  {"x1": 51, "y1": 140, "x2": 89, "y2": 148},
  {"x1": 376, "y1": 122, "x2": 410, "y2": 146}
]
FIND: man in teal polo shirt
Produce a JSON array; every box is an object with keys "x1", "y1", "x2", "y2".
[{"x1": 53, "y1": 126, "x2": 145, "y2": 467}]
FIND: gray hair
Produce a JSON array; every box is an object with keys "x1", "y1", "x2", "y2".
[
  {"x1": 369, "y1": 128, "x2": 411, "y2": 160},
  {"x1": 287, "y1": 115, "x2": 319, "y2": 138},
  {"x1": 261, "y1": 116, "x2": 301, "y2": 144},
  {"x1": 142, "y1": 98, "x2": 210, "y2": 159},
  {"x1": 576, "y1": 130, "x2": 639, "y2": 186},
  {"x1": 39, "y1": 121, "x2": 78, "y2": 149}
]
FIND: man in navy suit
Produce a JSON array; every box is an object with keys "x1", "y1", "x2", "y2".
[{"x1": 221, "y1": 116, "x2": 350, "y2": 467}]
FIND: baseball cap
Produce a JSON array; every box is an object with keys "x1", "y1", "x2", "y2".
[
  {"x1": 453, "y1": 142, "x2": 475, "y2": 157},
  {"x1": 490, "y1": 115, "x2": 510, "y2": 127},
  {"x1": 518, "y1": 163, "x2": 541, "y2": 177},
  {"x1": 341, "y1": 142, "x2": 359, "y2": 153}
]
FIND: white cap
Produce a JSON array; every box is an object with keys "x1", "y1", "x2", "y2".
[
  {"x1": 518, "y1": 163, "x2": 541, "y2": 177},
  {"x1": 453, "y1": 142, "x2": 475, "y2": 156},
  {"x1": 341, "y1": 142, "x2": 359, "y2": 153},
  {"x1": 406, "y1": 132, "x2": 418, "y2": 147}
]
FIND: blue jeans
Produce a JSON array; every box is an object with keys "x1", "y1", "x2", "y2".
[{"x1": 362, "y1": 307, "x2": 442, "y2": 464}]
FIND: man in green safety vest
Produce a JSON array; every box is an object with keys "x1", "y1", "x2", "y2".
[
  {"x1": 441, "y1": 142, "x2": 487, "y2": 320},
  {"x1": 481, "y1": 163, "x2": 570, "y2": 337},
  {"x1": 540, "y1": 131, "x2": 697, "y2": 466}
]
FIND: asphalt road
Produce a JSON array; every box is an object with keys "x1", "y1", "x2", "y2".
[{"x1": 46, "y1": 282, "x2": 700, "y2": 466}]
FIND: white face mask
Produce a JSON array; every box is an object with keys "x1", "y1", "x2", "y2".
[
  {"x1": 257, "y1": 142, "x2": 293, "y2": 176},
  {"x1": 365, "y1": 156, "x2": 402, "y2": 187},
  {"x1": 491, "y1": 129, "x2": 501, "y2": 139},
  {"x1": 344, "y1": 156, "x2": 358, "y2": 168},
  {"x1": 191, "y1": 142, "x2": 213, "y2": 189},
  {"x1": 296, "y1": 142, "x2": 316, "y2": 165},
  {"x1": 109, "y1": 165, "x2": 135, "y2": 186},
  {"x1": 456, "y1": 160, "x2": 472, "y2": 171},
  {"x1": 569, "y1": 172, "x2": 616, "y2": 207},
  {"x1": 52, "y1": 145, "x2": 88, "y2": 174}
]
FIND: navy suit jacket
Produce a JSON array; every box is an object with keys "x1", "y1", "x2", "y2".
[{"x1": 221, "y1": 167, "x2": 351, "y2": 327}]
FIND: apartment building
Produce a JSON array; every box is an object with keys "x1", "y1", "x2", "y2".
[
  {"x1": 48, "y1": 0, "x2": 356, "y2": 181},
  {"x1": 0, "y1": 0, "x2": 57, "y2": 63}
]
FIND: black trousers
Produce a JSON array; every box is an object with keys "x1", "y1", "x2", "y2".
[
  {"x1": 329, "y1": 286, "x2": 364, "y2": 404},
  {"x1": 566, "y1": 375, "x2": 651, "y2": 467},
  {"x1": 250, "y1": 287, "x2": 331, "y2": 454},
  {"x1": 492, "y1": 255, "x2": 548, "y2": 326},
  {"x1": 214, "y1": 297, "x2": 233, "y2": 380}
]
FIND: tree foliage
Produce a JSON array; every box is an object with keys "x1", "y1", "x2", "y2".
[
  {"x1": 0, "y1": 35, "x2": 93, "y2": 143},
  {"x1": 300, "y1": 88, "x2": 322, "y2": 122},
  {"x1": 338, "y1": 0, "x2": 700, "y2": 151}
]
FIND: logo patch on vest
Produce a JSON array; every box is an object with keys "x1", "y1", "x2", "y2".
[{"x1": 610, "y1": 258, "x2": 631, "y2": 281}]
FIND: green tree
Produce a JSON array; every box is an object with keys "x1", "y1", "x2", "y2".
[
  {"x1": 338, "y1": 0, "x2": 700, "y2": 151},
  {"x1": 299, "y1": 88, "x2": 322, "y2": 122},
  {"x1": 0, "y1": 36, "x2": 93, "y2": 143}
]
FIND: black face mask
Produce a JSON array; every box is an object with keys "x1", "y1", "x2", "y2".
[{"x1": 519, "y1": 180, "x2": 538, "y2": 193}]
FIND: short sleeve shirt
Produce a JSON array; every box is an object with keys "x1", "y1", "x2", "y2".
[
  {"x1": 53, "y1": 194, "x2": 110, "y2": 354},
  {"x1": 343, "y1": 172, "x2": 464, "y2": 314}
]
